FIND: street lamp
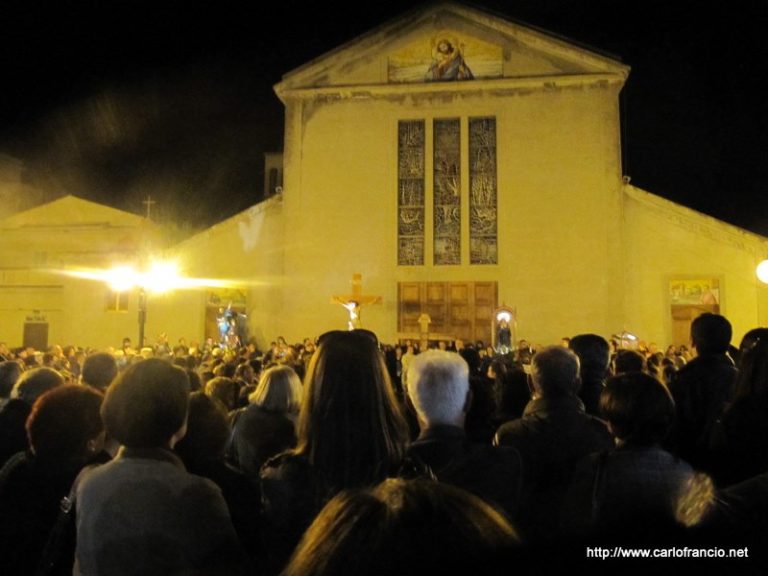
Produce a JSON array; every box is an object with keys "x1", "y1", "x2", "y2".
[
  {"x1": 757, "y1": 259, "x2": 768, "y2": 284},
  {"x1": 106, "y1": 260, "x2": 181, "y2": 349}
]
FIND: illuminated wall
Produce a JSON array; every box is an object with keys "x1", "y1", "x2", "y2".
[{"x1": 162, "y1": 196, "x2": 285, "y2": 348}]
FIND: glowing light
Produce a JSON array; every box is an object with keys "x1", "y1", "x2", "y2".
[
  {"x1": 54, "y1": 265, "x2": 264, "y2": 291},
  {"x1": 495, "y1": 311, "x2": 512, "y2": 322},
  {"x1": 142, "y1": 260, "x2": 180, "y2": 293},
  {"x1": 104, "y1": 265, "x2": 137, "y2": 292},
  {"x1": 757, "y1": 259, "x2": 768, "y2": 284}
]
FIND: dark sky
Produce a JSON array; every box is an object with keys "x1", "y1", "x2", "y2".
[{"x1": 2, "y1": 0, "x2": 767, "y2": 236}]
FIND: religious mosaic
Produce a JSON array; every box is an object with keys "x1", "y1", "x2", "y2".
[
  {"x1": 469, "y1": 117, "x2": 498, "y2": 264},
  {"x1": 388, "y1": 33, "x2": 503, "y2": 83},
  {"x1": 397, "y1": 120, "x2": 425, "y2": 265},
  {"x1": 670, "y1": 278, "x2": 720, "y2": 305},
  {"x1": 434, "y1": 118, "x2": 461, "y2": 265}
]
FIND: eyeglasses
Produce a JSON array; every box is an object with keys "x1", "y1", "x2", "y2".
[{"x1": 317, "y1": 329, "x2": 380, "y2": 348}]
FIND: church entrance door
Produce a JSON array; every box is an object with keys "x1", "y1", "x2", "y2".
[{"x1": 398, "y1": 281, "x2": 497, "y2": 345}]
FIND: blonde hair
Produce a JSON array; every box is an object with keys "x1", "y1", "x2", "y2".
[{"x1": 249, "y1": 364, "x2": 302, "y2": 413}]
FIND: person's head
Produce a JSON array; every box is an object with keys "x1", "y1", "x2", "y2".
[
  {"x1": 298, "y1": 330, "x2": 408, "y2": 492},
  {"x1": 600, "y1": 372, "x2": 676, "y2": 445},
  {"x1": 458, "y1": 347, "x2": 481, "y2": 374},
  {"x1": 101, "y1": 358, "x2": 190, "y2": 449},
  {"x1": 249, "y1": 364, "x2": 302, "y2": 413},
  {"x1": 530, "y1": 346, "x2": 580, "y2": 398},
  {"x1": 613, "y1": 349, "x2": 646, "y2": 375},
  {"x1": 733, "y1": 335, "x2": 768, "y2": 399},
  {"x1": 174, "y1": 391, "x2": 230, "y2": 468},
  {"x1": 26, "y1": 384, "x2": 104, "y2": 465},
  {"x1": 204, "y1": 376, "x2": 240, "y2": 411},
  {"x1": 488, "y1": 356, "x2": 515, "y2": 380},
  {"x1": 406, "y1": 350, "x2": 470, "y2": 427},
  {"x1": 690, "y1": 313, "x2": 732, "y2": 356},
  {"x1": 234, "y1": 362, "x2": 255, "y2": 384},
  {"x1": 736, "y1": 327, "x2": 768, "y2": 368},
  {"x1": 80, "y1": 352, "x2": 119, "y2": 391},
  {"x1": 186, "y1": 369, "x2": 202, "y2": 393},
  {"x1": 569, "y1": 334, "x2": 610, "y2": 382},
  {"x1": 12, "y1": 366, "x2": 66, "y2": 405},
  {"x1": 0, "y1": 360, "x2": 23, "y2": 399},
  {"x1": 283, "y1": 477, "x2": 519, "y2": 576}
]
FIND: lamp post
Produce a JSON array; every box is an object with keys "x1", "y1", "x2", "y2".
[
  {"x1": 106, "y1": 260, "x2": 181, "y2": 350},
  {"x1": 137, "y1": 286, "x2": 147, "y2": 349}
]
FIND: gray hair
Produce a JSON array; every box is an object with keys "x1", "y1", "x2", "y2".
[{"x1": 407, "y1": 350, "x2": 469, "y2": 425}]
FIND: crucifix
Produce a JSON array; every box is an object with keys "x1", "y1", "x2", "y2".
[
  {"x1": 142, "y1": 195, "x2": 156, "y2": 219},
  {"x1": 331, "y1": 273, "x2": 382, "y2": 330}
]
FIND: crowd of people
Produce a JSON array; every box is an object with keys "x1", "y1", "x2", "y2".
[{"x1": 0, "y1": 313, "x2": 766, "y2": 574}]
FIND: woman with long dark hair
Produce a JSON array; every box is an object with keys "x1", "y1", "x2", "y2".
[
  {"x1": 710, "y1": 328, "x2": 768, "y2": 486},
  {"x1": 260, "y1": 330, "x2": 409, "y2": 574}
]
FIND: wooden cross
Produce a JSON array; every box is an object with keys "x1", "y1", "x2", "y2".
[
  {"x1": 142, "y1": 195, "x2": 156, "y2": 219},
  {"x1": 396, "y1": 312, "x2": 453, "y2": 351},
  {"x1": 417, "y1": 313, "x2": 432, "y2": 351},
  {"x1": 332, "y1": 273, "x2": 382, "y2": 330}
]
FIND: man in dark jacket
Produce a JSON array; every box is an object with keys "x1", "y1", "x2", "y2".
[
  {"x1": 668, "y1": 313, "x2": 737, "y2": 472},
  {"x1": 495, "y1": 345, "x2": 613, "y2": 544},
  {"x1": 406, "y1": 350, "x2": 523, "y2": 521}
]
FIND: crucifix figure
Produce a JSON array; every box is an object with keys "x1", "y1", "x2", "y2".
[
  {"x1": 142, "y1": 195, "x2": 156, "y2": 219},
  {"x1": 332, "y1": 273, "x2": 382, "y2": 330}
]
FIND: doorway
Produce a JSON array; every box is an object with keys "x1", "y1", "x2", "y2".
[
  {"x1": 23, "y1": 322, "x2": 49, "y2": 351},
  {"x1": 398, "y1": 281, "x2": 497, "y2": 345},
  {"x1": 669, "y1": 278, "x2": 721, "y2": 347}
]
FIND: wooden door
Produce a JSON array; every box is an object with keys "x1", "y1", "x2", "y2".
[
  {"x1": 23, "y1": 322, "x2": 49, "y2": 351},
  {"x1": 398, "y1": 281, "x2": 497, "y2": 345}
]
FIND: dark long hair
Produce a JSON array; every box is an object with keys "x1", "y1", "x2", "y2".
[
  {"x1": 296, "y1": 330, "x2": 408, "y2": 494},
  {"x1": 733, "y1": 331, "x2": 768, "y2": 400}
]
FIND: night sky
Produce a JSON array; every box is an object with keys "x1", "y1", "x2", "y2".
[{"x1": 2, "y1": 0, "x2": 766, "y2": 236}]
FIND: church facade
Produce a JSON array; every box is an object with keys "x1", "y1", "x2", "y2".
[
  {"x1": 2, "y1": 2, "x2": 767, "y2": 351},
  {"x1": 169, "y1": 2, "x2": 768, "y2": 349}
]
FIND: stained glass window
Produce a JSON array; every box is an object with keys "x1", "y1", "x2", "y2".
[
  {"x1": 433, "y1": 118, "x2": 461, "y2": 265},
  {"x1": 397, "y1": 120, "x2": 426, "y2": 266},
  {"x1": 469, "y1": 117, "x2": 497, "y2": 264}
]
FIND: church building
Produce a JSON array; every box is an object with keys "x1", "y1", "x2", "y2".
[
  {"x1": 2, "y1": 2, "x2": 767, "y2": 351},
  {"x1": 168, "y1": 1, "x2": 768, "y2": 349}
]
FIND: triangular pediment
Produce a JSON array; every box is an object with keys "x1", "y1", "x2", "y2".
[
  {"x1": 276, "y1": 1, "x2": 629, "y2": 97},
  {"x1": 0, "y1": 195, "x2": 148, "y2": 229}
]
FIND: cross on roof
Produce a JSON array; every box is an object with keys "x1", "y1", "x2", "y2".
[{"x1": 142, "y1": 195, "x2": 156, "y2": 219}]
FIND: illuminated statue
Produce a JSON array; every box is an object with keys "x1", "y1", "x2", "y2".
[
  {"x1": 497, "y1": 318, "x2": 512, "y2": 355},
  {"x1": 332, "y1": 273, "x2": 381, "y2": 331},
  {"x1": 342, "y1": 301, "x2": 362, "y2": 331}
]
